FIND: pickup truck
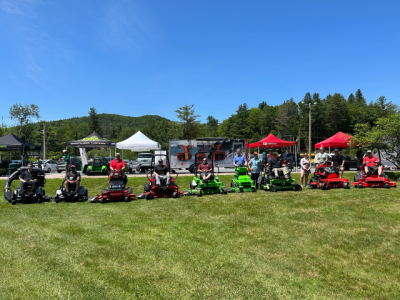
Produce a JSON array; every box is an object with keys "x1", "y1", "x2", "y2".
[{"x1": 136, "y1": 153, "x2": 153, "y2": 173}]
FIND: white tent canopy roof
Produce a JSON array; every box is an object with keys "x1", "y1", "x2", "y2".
[{"x1": 116, "y1": 131, "x2": 161, "y2": 151}]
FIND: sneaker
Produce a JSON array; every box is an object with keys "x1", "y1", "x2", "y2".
[{"x1": 301, "y1": 185, "x2": 303, "y2": 188}]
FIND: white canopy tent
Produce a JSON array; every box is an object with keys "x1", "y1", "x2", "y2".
[{"x1": 116, "y1": 131, "x2": 161, "y2": 152}]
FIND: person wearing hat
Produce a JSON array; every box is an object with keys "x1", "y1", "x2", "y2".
[
  {"x1": 153, "y1": 158, "x2": 170, "y2": 185},
  {"x1": 249, "y1": 152, "x2": 262, "y2": 189},
  {"x1": 64, "y1": 164, "x2": 81, "y2": 195},
  {"x1": 362, "y1": 150, "x2": 383, "y2": 176},
  {"x1": 110, "y1": 153, "x2": 127, "y2": 185},
  {"x1": 233, "y1": 149, "x2": 248, "y2": 167},
  {"x1": 63, "y1": 149, "x2": 70, "y2": 173},
  {"x1": 331, "y1": 149, "x2": 345, "y2": 178},
  {"x1": 268, "y1": 152, "x2": 289, "y2": 179},
  {"x1": 315, "y1": 147, "x2": 328, "y2": 167}
]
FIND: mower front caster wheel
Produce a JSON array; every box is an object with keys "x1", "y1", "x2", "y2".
[{"x1": 197, "y1": 189, "x2": 202, "y2": 197}]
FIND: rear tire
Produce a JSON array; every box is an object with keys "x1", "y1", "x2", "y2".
[
  {"x1": 47, "y1": 168, "x2": 51, "y2": 173},
  {"x1": 126, "y1": 187, "x2": 133, "y2": 194},
  {"x1": 222, "y1": 187, "x2": 227, "y2": 194},
  {"x1": 145, "y1": 193, "x2": 153, "y2": 200},
  {"x1": 57, "y1": 170, "x2": 62, "y2": 173},
  {"x1": 144, "y1": 183, "x2": 151, "y2": 192},
  {"x1": 197, "y1": 189, "x2": 202, "y2": 197}
]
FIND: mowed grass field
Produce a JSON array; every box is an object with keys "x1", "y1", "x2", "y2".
[{"x1": 0, "y1": 172, "x2": 400, "y2": 299}]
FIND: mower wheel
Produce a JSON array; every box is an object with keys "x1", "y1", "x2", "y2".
[
  {"x1": 100, "y1": 198, "x2": 105, "y2": 204},
  {"x1": 197, "y1": 189, "x2": 202, "y2": 197},
  {"x1": 37, "y1": 195, "x2": 43, "y2": 203},
  {"x1": 321, "y1": 183, "x2": 327, "y2": 190},
  {"x1": 384, "y1": 174, "x2": 389, "y2": 179},
  {"x1": 343, "y1": 182, "x2": 350, "y2": 189},
  {"x1": 126, "y1": 187, "x2": 133, "y2": 195},
  {"x1": 55, "y1": 196, "x2": 60, "y2": 204},
  {"x1": 144, "y1": 183, "x2": 151, "y2": 193},
  {"x1": 354, "y1": 175, "x2": 360, "y2": 182},
  {"x1": 385, "y1": 183, "x2": 390, "y2": 189},
  {"x1": 251, "y1": 187, "x2": 256, "y2": 192},
  {"x1": 269, "y1": 185, "x2": 277, "y2": 193},
  {"x1": 87, "y1": 169, "x2": 91, "y2": 176},
  {"x1": 102, "y1": 168, "x2": 109, "y2": 175},
  {"x1": 172, "y1": 191, "x2": 178, "y2": 198},
  {"x1": 145, "y1": 193, "x2": 153, "y2": 200},
  {"x1": 222, "y1": 187, "x2": 227, "y2": 194},
  {"x1": 239, "y1": 187, "x2": 244, "y2": 193},
  {"x1": 125, "y1": 196, "x2": 130, "y2": 202},
  {"x1": 230, "y1": 181, "x2": 234, "y2": 187},
  {"x1": 11, "y1": 200, "x2": 16, "y2": 205},
  {"x1": 358, "y1": 183, "x2": 364, "y2": 189},
  {"x1": 294, "y1": 184, "x2": 302, "y2": 191}
]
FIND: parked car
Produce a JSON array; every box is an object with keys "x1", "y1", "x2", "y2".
[
  {"x1": 56, "y1": 157, "x2": 82, "y2": 173},
  {"x1": 33, "y1": 159, "x2": 58, "y2": 173},
  {"x1": 136, "y1": 153, "x2": 153, "y2": 172},
  {"x1": 344, "y1": 156, "x2": 359, "y2": 171},
  {"x1": 0, "y1": 159, "x2": 10, "y2": 176},
  {"x1": 128, "y1": 160, "x2": 140, "y2": 174}
]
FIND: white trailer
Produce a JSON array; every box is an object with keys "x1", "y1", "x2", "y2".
[{"x1": 169, "y1": 138, "x2": 246, "y2": 173}]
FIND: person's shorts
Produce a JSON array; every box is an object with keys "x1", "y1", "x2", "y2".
[
  {"x1": 200, "y1": 172, "x2": 210, "y2": 178},
  {"x1": 300, "y1": 168, "x2": 311, "y2": 175}
]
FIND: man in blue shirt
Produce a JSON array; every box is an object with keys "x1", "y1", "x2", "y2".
[
  {"x1": 249, "y1": 152, "x2": 262, "y2": 189},
  {"x1": 233, "y1": 149, "x2": 247, "y2": 167}
]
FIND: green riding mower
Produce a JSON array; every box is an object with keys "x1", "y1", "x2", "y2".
[
  {"x1": 230, "y1": 164, "x2": 257, "y2": 192},
  {"x1": 260, "y1": 163, "x2": 302, "y2": 192},
  {"x1": 86, "y1": 156, "x2": 109, "y2": 176},
  {"x1": 184, "y1": 149, "x2": 229, "y2": 197}
]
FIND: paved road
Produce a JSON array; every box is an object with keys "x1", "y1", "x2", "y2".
[{"x1": 0, "y1": 166, "x2": 360, "y2": 179}]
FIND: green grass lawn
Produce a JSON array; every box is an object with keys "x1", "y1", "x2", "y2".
[{"x1": 0, "y1": 172, "x2": 399, "y2": 299}]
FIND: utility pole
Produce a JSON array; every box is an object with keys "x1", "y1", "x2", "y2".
[
  {"x1": 309, "y1": 103, "x2": 312, "y2": 158},
  {"x1": 43, "y1": 123, "x2": 46, "y2": 160}
]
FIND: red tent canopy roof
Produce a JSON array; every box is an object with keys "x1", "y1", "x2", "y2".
[
  {"x1": 249, "y1": 133, "x2": 296, "y2": 148},
  {"x1": 315, "y1": 131, "x2": 352, "y2": 149}
]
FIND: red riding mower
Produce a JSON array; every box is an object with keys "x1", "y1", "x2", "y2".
[
  {"x1": 90, "y1": 170, "x2": 135, "y2": 203},
  {"x1": 353, "y1": 163, "x2": 396, "y2": 188},
  {"x1": 309, "y1": 164, "x2": 350, "y2": 190},
  {"x1": 137, "y1": 154, "x2": 183, "y2": 200}
]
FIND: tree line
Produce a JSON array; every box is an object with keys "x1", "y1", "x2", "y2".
[{"x1": 1, "y1": 89, "x2": 398, "y2": 162}]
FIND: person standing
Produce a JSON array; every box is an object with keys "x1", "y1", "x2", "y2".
[
  {"x1": 233, "y1": 149, "x2": 247, "y2": 167},
  {"x1": 331, "y1": 149, "x2": 345, "y2": 178},
  {"x1": 63, "y1": 149, "x2": 70, "y2": 173},
  {"x1": 248, "y1": 152, "x2": 262, "y2": 189},
  {"x1": 300, "y1": 153, "x2": 311, "y2": 187},
  {"x1": 315, "y1": 147, "x2": 328, "y2": 167}
]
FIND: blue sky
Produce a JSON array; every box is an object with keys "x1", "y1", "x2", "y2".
[{"x1": 0, "y1": 0, "x2": 399, "y2": 126}]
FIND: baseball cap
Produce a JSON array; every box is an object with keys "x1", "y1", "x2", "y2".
[
  {"x1": 158, "y1": 159, "x2": 163, "y2": 162},
  {"x1": 116, "y1": 153, "x2": 121, "y2": 157},
  {"x1": 334, "y1": 148, "x2": 339, "y2": 152},
  {"x1": 367, "y1": 150, "x2": 372, "y2": 153}
]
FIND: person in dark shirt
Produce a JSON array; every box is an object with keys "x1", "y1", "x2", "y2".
[
  {"x1": 331, "y1": 149, "x2": 345, "y2": 178},
  {"x1": 19, "y1": 163, "x2": 37, "y2": 194},
  {"x1": 153, "y1": 159, "x2": 170, "y2": 186},
  {"x1": 64, "y1": 165, "x2": 81, "y2": 194},
  {"x1": 268, "y1": 153, "x2": 289, "y2": 179},
  {"x1": 198, "y1": 158, "x2": 212, "y2": 180}
]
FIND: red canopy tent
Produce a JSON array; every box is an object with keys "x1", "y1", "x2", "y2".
[
  {"x1": 315, "y1": 131, "x2": 352, "y2": 150},
  {"x1": 249, "y1": 133, "x2": 296, "y2": 148}
]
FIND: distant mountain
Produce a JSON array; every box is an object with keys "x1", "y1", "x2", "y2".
[{"x1": 46, "y1": 113, "x2": 172, "y2": 132}]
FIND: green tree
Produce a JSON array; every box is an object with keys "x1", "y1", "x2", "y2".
[
  {"x1": 88, "y1": 107, "x2": 100, "y2": 133},
  {"x1": 325, "y1": 93, "x2": 349, "y2": 134},
  {"x1": 353, "y1": 113, "x2": 400, "y2": 168},
  {"x1": 9, "y1": 103, "x2": 40, "y2": 136},
  {"x1": 175, "y1": 104, "x2": 202, "y2": 139},
  {"x1": 206, "y1": 116, "x2": 219, "y2": 137},
  {"x1": 275, "y1": 98, "x2": 298, "y2": 136},
  {"x1": 348, "y1": 93, "x2": 356, "y2": 104}
]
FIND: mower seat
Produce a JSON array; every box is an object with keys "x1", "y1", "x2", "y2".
[
  {"x1": 93, "y1": 159, "x2": 102, "y2": 167},
  {"x1": 366, "y1": 166, "x2": 379, "y2": 176}
]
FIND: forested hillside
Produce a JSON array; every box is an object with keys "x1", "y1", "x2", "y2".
[{"x1": 1, "y1": 89, "x2": 398, "y2": 160}]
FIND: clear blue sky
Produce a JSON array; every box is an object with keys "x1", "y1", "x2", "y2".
[{"x1": 1, "y1": 0, "x2": 399, "y2": 126}]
